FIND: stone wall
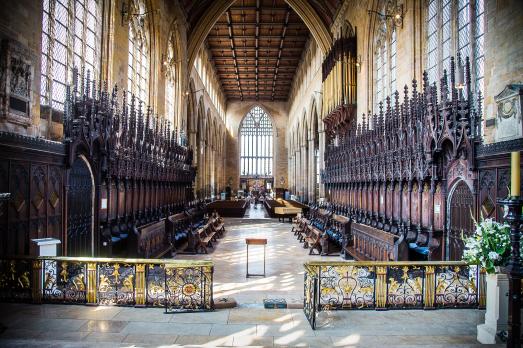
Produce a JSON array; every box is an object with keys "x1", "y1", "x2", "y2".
[
  {"x1": 483, "y1": 0, "x2": 523, "y2": 142},
  {"x1": 0, "y1": 0, "x2": 43, "y2": 136}
]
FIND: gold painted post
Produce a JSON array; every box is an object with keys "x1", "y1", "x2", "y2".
[
  {"x1": 135, "y1": 264, "x2": 146, "y2": 307},
  {"x1": 478, "y1": 267, "x2": 486, "y2": 308},
  {"x1": 337, "y1": 55, "x2": 341, "y2": 107},
  {"x1": 423, "y1": 266, "x2": 435, "y2": 309},
  {"x1": 342, "y1": 52, "x2": 345, "y2": 105},
  {"x1": 375, "y1": 266, "x2": 387, "y2": 309},
  {"x1": 86, "y1": 262, "x2": 97, "y2": 305},
  {"x1": 32, "y1": 260, "x2": 42, "y2": 304}
]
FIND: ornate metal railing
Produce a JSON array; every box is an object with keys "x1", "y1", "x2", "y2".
[
  {"x1": 0, "y1": 257, "x2": 213, "y2": 313},
  {"x1": 303, "y1": 261, "x2": 485, "y2": 329}
]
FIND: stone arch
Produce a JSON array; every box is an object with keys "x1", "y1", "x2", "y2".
[
  {"x1": 165, "y1": 19, "x2": 184, "y2": 126},
  {"x1": 187, "y1": 0, "x2": 332, "y2": 68},
  {"x1": 301, "y1": 110, "x2": 309, "y2": 145},
  {"x1": 196, "y1": 95, "x2": 205, "y2": 154},
  {"x1": 205, "y1": 108, "x2": 212, "y2": 145},
  {"x1": 187, "y1": 78, "x2": 197, "y2": 133}
]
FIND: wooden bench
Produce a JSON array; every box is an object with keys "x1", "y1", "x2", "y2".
[
  {"x1": 304, "y1": 226, "x2": 322, "y2": 255},
  {"x1": 210, "y1": 213, "x2": 225, "y2": 237},
  {"x1": 138, "y1": 219, "x2": 172, "y2": 258},
  {"x1": 293, "y1": 217, "x2": 308, "y2": 242},
  {"x1": 206, "y1": 200, "x2": 249, "y2": 217},
  {"x1": 344, "y1": 222, "x2": 408, "y2": 261},
  {"x1": 190, "y1": 221, "x2": 218, "y2": 254},
  {"x1": 275, "y1": 206, "x2": 302, "y2": 222},
  {"x1": 167, "y1": 213, "x2": 191, "y2": 253},
  {"x1": 286, "y1": 199, "x2": 310, "y2": 216},
  {"x1": 264, "y1": 199, "x2": 286, "y2": 217}
]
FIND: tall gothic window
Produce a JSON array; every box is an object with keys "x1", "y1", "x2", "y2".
[
  {"x1": 240, "y1": 106, "x2": 273, "y2": 177},
  {"x1": 374, "y1": 22, "x2": 396, "y2": 110},
  {"x1": 128, "y1": 2, "x2": 149, "y2": 105},
  {"x1": 426, "y1": 0, "x2": 484, "y2": 98},
  {"x1": 165, "y1": 35, "x2": 177, "y2": 127},
  {"x1": 41, "y1": 0, "x2": 101, "y2": 109}
]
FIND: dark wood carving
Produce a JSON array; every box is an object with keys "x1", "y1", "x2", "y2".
[
  {"x1": 62, "y1": 68, "x2": 196, "y2": 257},
  {"x1": 322, "y1": 55, "x2": 483, "y2": 261},
  {"x1": 0, "y1": 132, "x2": 66, "y2": 256}
]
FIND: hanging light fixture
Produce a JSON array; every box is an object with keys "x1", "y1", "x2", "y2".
[
  {"x1": 368, "y1": 3, "x2": 404, "y2": 28},
  {"x1": 121, "y1": 1, "x2": 157, "y2": 27}
]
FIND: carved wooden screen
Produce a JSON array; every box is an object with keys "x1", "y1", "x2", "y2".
[
  {"x1": 66, "y1": 158, "x2": 93, "y2": 256},
  {"x1": 448, "y1": 181, "x2": 474, "y2": 261}
]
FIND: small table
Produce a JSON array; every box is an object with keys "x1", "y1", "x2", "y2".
[{"x1": 245, "y1": 238, "x2": 267, "y2": 277}]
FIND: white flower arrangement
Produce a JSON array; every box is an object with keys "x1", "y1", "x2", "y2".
[{"x1": 462, "y1": 216, "x2": 512, "y2": 274}]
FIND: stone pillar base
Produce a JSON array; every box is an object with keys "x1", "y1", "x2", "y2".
[{"x1": 477, "y1": 273, "x2": 509, "y2": 344}]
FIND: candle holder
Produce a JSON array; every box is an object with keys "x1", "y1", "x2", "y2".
[{"x1": 497, "y1": 196, "x2": 523, "y2": 348}]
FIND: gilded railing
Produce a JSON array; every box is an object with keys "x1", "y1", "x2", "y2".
[
  {"x1": 0, "y1": 257, "x2": 213, "y2": 312},
  {"x1": 303, "y1": 261, "x2": 485, "y2": 329}
]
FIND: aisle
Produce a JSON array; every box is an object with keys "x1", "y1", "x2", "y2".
[
  {"x1": 181, "y1": 218, "x2": 324, "y2": 305},
  {"x1": 243, "y1": 202, "x2": 270, "y2": 219}
]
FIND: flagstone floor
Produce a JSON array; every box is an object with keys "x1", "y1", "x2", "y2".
[
  {"x1": 179, "y1": 216, "x2": 325, "y2": 305},
  {"x1": 0, "y1": 303, "x2": 498, "y2": 347},
  {"x1": 0, "y1": 214, "x2": 501, "y2": 347}
]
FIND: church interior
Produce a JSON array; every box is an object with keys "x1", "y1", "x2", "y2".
[{"x1": 0, "y1": 0, "x2": 522, "y2": 347}]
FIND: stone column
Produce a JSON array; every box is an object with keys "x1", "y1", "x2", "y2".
[
  {"x1": 301, "y1": 145, "x2": 308, "y2": 202},
  {"x1": 318, "y1": 129, "x2": 326, "y2": 199},
  {"x1": 287, "y1": 155, "x2": 292, "y2": 192},
  {"x1": 200, "y1": 141, "x2": 206, "y2": 198},
  {"x1": 206, "y1": 145, "x2": 211, "y2": 197},
  {"x1": 308, "y1": 136, "x2": 315, "y2": 203},
  {"x1": 295, "y1": 149, "x2": 301, "y2": 197}
]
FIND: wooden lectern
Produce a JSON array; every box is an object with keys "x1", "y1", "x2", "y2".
[{"x1": 245, "y1": 238, "x2": 267, "y2": 277}]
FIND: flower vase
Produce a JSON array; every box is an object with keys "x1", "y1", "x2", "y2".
[{"x1": 477, "y1": 272, "x2": 513, "y2": 343}]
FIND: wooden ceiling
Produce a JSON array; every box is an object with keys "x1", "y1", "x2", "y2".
[
  {"x1": 180, "y1": 0, "x2": 342, "y2": 102},
  {"x1": 208, "y1": 0, "x2": 309, "y2": 101}
]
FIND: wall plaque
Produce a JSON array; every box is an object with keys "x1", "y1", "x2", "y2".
[
  {"x1": 0, "y1": 39, "x2": 35, "y2": 127},
  {"x1": 494, "y1": 84, "x2": 522, "y2": 142}
]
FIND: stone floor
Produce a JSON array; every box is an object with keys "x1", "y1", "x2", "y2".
[
  {"x1": 0, "y1": 303, "x2": 500, "y2": 347},
  {"x1": 180, "y1": 214, "x2": 325, "y2": 304},
  {"x1": 243, "y1": 203, "x2": 270, "y2": 219},
  {"x1": 0, "y1": 214, "x2": 502, "y2": 347}
]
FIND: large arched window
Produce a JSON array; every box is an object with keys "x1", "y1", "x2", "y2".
[
  {"x1": 240, "y1": 106, "x2": 273, "y2": 177},
  {"x1": 40, "y1": 0, "x2": 102, "y2": 109},
  {"x1": 128, "y1": 1, "x2": 149, "y2": 105},
  {"x1": 165, "y1": 33, "x2": 177, "y2": 127},
  {"x1": 426, "y1": 0, "x2": 484, "y2": 98},
  {"x1": 374, "y1": 22, "x2": 396, "y2": 110}
]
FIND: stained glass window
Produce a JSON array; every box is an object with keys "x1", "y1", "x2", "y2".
[
  {"x1": 240, "y1": 106, "x2": 273, "y2": 177},
  {"x1": 41, "y1": 0, "x2": 101, "y2": 109}
]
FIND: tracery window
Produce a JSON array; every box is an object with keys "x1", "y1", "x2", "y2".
[
  {"x1": 41, "y1": 0, "x2": 101, "y2": 109},
  {"x1": 426, "y1": 0, "x2": 484, "y2": 98},
  {"x1": 165, "y1": 35, "x2": 177, "y2": 127},
  {"x1": 374, "y1": 23, "x2": 396, "y2": 110},
  {"x1": 240, "y1": 106, "x2": 273, "y2": 177},
  {"x1": 128, "y1": 2, "x2": 149, "y2": 105}
]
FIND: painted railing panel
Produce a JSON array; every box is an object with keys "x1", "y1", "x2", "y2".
[
  {"x1": 0, "y1": 257, "x2": 213, "y2": 313},
  {"x1": 303, "y1": 261, "x2": 485, "y2": 329}
]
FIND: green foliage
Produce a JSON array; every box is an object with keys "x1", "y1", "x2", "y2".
[{"x1": 462, "y1": 216, "x2": 511, "y2": 274}]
